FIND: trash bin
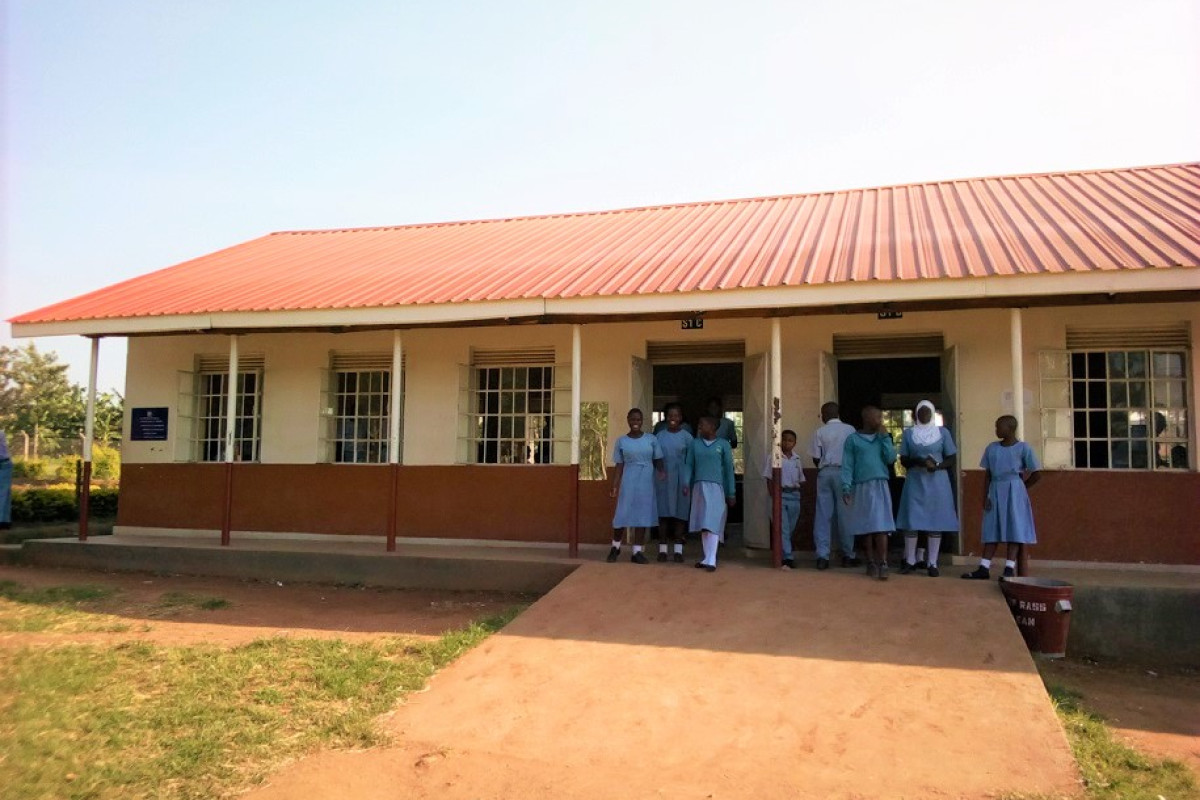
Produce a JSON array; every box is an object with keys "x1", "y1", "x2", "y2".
[{"x1": 999, "y1": 577, "x2": 1074, "y2": 659}]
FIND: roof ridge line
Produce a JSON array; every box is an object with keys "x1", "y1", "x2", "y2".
[{"x1": 268, "y1": 161, "x2": 1200, "y2": 237}]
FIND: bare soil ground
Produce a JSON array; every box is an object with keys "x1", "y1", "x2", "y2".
[
  {"x1": 247, "y1": 562, "x2": 1082, "y2": 800},
  {"x1": 1040, "y1": 657, "x2": 1200, "y2": 771},
  {"x1": 0, "y1": 563, "x2": 531, "y2": 648}
]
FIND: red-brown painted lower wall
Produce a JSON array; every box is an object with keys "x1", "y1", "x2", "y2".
[
  {"x1": 119, "y1": 464, "x2": 1198, "y2": 563},
  {"x1": 960, "y1": 469, "x2": 1199, "y2": 565},
  {"x1": 120, "y1": 464, "x2": 574, "y2": 543}
]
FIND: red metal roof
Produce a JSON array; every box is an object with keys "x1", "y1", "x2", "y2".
[{"x1": 12, "y1": 163, "x2": 1200, "y2": 324}]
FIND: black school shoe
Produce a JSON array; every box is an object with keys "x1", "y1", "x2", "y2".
[
  {"x1": 927, "y1": 564, "x2": 940, "y2": 577},
  {"x1": 899, "y1": 562, "x2": 917, "y2": 575},
  {"x1": 657, "y1": 551, "x2": 668, "y2": 563},
  {"x1": 816, "y1": 558, "x2": 829, "y2": 570},
  {"x1": 961, "y1": 566, "x2": 990, "y2": 580},
  {"x1": 673, "y1": 552, "x2": 685, "y2": 563},
  {"x1": 606, "y1": 547, "x2": 620, "y2": 563},
  {"x1": 631, "y1": 552, "x2": 649, "y2": 565},
  {"x1": 1001, "y1": 566, "x2": 1016, "y2": 579},
  {"x1": 877, "y1": 563, "x2": 889, "y2": 581}
]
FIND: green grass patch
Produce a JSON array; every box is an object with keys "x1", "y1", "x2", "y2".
[
  {"x1": 156, "y1": 592, "x2": 231, "y2": 612},
  {"x1": 0, "y1": 580, "x2": 129, "y2": 633},
  {"x1": 0, "y1": 606, "x2": 523, "y2": 799},
  {"x1": 1039, "y1": 684, "x2": 1197, "y2": 800}
]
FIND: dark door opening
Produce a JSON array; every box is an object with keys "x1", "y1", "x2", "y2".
[
  {"x1": 651, "y1": 362, "x2": 745, "y2": 523},
  {"x1": 837, "y1": 355, "x2": 961, "y2": 552}
]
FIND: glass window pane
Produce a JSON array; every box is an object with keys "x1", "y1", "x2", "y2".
[
  {"x1": 1087, "y1": 352, "x2": 1107, "y2": 378},
  {"x1": 1127, "y1": 351, "x2": 1147, "y2": 378},
  {"x1": 1131, "y1": 440, "x2": 1149, "y2": 469},
  {"x1": 1042, "y1": 380, "x2": 1070, "y2": 407},
  {"x1": 1070, "y1": 352, "x2": 1086, "y2": 378},
  {"x1": 1110, "y1": 440, "x2": 1130, "y2": 469},
  {"x1": 1088, "y1": 440, "x2": 1108, "y2": 468},
  {"x1": 1089, "y1": 411, "x2": 1108, "y2": 438},
  {"x1": 1087, "y1": 381, "x2": 1106, "y2": 408},
  {"x1": 1128, "y1": 381, "x2": 1147, "y2": 408},
  {"x1": 1152, "y1": 352, "x2": 1184, "y2": 378},
  {"x1": 1108, "y1": 411, "x2": 1128, "y2": 437},
  {"x1": 1107, "y1": 352, "x2": 1126, "y2": 378},
  {"x1": 1109, "y1": 382, "x2": 1128, "y2": 408},
  {"x1": 1073, "y1": 411, "x2": 1087, "y2": 437},
  {"x1": 1040, "y1": 352, "x2": 1070, "y2": 379},
  {"x1": 1072, "y1": 381, "x2": 1087, "y2": 407}
]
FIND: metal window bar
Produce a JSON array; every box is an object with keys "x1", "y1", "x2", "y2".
[{"x1": 194, "y1": 370, "x2": 263, "y2": 462}]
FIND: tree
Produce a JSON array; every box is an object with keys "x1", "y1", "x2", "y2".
[
  {"x1": 0, "y1": 343, "x2": 87, "y2": 455},
  {"x1": 93, "y1": 391, "x2": 125, "y2": 446}
]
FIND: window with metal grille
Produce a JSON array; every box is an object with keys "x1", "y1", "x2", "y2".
[
  {"x1": 474, "y1": 365, "x2": 556, "y2": 464},
  {"x1": 457, "y1": 348, "x2": 571, "y2": 464},
  {"x1": 331, "y1": 370, "x2": 392, "y2": 463},
  {"x1": 321, "y1": 352, "x2": 401, "y2": 464},
  {"x1": 196, "y1": 370, "x2": 263, "y2": 462},
  {"x1": 1040, "y1": 349, "x2": 1189, "y2": 470}
]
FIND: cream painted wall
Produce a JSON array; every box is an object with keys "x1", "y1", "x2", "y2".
[{"x1": 121, "y1": 300, "x2": 1198, "y2": 470}]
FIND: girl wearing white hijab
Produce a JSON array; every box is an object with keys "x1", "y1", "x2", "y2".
[{"x1": 895, "y1": 400, "x2": 959, "y2": 576}]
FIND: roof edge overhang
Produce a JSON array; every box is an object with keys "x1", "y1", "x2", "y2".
[{"x1": 10, "y1": 268, "x2": 1198, "y2": 339}]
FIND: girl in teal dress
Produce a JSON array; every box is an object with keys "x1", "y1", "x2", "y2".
[{"x1": 654, "y1": 402, "x2": 693, "y2": 563}]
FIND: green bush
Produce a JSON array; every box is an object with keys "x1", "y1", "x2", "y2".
[
  {"x1": 11, "y1": 460, "x2": 46, "y2": 481},
  {"x1": 54, "y1": 457, "x2": 81, "y2": 483},
  {"x1": 9, "y1": 487, "x2": 119, "y2": 523},
  {"x1": 92, "y1": 445, "x2": 121, "y2": 480}
]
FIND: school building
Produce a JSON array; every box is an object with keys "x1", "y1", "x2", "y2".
[{"x1": 10, "y1": 163, "x2": 1200, "y2": 567}]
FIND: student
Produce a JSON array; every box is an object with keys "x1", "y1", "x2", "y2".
[
  {"x1": 963, "y1": 415, "x2": 1040, "y2": 580},
  {"x1": 705, "y1": 397, "x2": 738, "y2": 449},
  {"x1": 608, "y1": 408, "x2": 665, "y2": 564},
  {"x1": 683, "y1": 416, "x2": 737, "y2": 572},
  {"x1": 896, "y1": 400, "x2": 958, "y2": 578},
  {"x1": 841, "y1": 406, "x2": 897, "y2": 581},
  {"x1": 652, "y1": 402, "x2": 693, "y2": 436},
  {"x1": 809, "y1": 402, "x2": 858, "y2": 568},
  {"x1": 655, "y1": 402, "x2": 693, "y2": 563},
  {"x1": 762, "y1": 429, "x2": 805, "y2": 570},
  {"x1": 0, "y1": 431, "x2": 11, "y2": 531}
]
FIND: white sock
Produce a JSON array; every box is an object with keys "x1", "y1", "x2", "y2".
[
  {"x1": 701, "y1": 532, "x2": 718, "y2": 565},
  {"x1": 633, "y1": 545, "x2": 644, "y2": 554},
  {"x1": 903, "y1": 536, "x2": 918, "y2": 564},
  {"x1": 1005, "y1": 559, "x2": 1016, "y2": 569},
  {"x1": 916, "y1": 547, "x2": 926, "y2": 563},
  {"x1": 658, "y1": 543, "x2": 668, "y2": 554},
  {"x1": 611, "y1": 539, "x2": 622, "y2": 550},
  {"x1": 673, "y1": 543, "x2": 683, "y2": 554},
  {"x1": 926, "y1": 537, "x2": 941, "y2": 565},
  {"x1": 980, "y1": 558, "x2": 992, "y2": 569}
]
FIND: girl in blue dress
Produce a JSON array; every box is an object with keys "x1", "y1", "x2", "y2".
[
  {"x1": 654, "y1": 402, "x2": 693, "y2": 563},
  {"x1": 897, "y1": 400, "x2": 958, "y2": 577},
  {"x1": 962, "y1": 415, "x2": 1041, "y2": 580},
  {"x1": 608, "y1": 408, "x2": 665, "y2": 564}
]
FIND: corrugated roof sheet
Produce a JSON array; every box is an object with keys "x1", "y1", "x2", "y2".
[{"x1": 12, "y1": 163, "x2": 1200, "y2": 324}]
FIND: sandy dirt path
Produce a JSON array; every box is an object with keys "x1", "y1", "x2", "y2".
[{"x1": 248, "y1": 562, "x2": 1081, "y2": 800}]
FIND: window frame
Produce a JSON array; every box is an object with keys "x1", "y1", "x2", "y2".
[
  {"x1": 193, "y1": 368, "x2": 264, "y2": 463},
  {"x1": 1039, "y1": 348, "x2": 1190, "y2": 471},
  {"x1": 457, "y1": 360, "x2": 571, "y2": 465}
]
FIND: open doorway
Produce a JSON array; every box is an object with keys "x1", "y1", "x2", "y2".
[
  {"x1": 836, "y1": 352, "x2": 961, "y2": 553},
  {"x1": 650, "y1": 362, "x2": 746, "y2": 523}
]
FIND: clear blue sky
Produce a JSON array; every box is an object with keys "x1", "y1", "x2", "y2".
[{"x1": 4, "y1": 0, "x2": 1198, "y2": 394}]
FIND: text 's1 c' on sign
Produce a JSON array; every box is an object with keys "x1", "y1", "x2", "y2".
[{"x1": 681, "y1": 317, "x2": 704, "y2": 330}]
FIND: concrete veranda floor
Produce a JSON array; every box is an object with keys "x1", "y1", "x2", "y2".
[{"x1": 246, "y1": 560, "x2": 1082, "y2": 800}]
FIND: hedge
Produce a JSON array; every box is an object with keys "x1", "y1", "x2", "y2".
[{"x1": 9, "y1": 486, "x2": 119, "y2": 523}]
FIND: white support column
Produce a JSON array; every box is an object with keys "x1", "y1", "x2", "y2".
[
  {"x1": 770, "y1": 319, "x2": 782, "y2": 468},
  {"x1": 224, "y1": 335, "x2": 239, "y2": 462},
  {"x1": 570, "y1": 324, "x2": 582, "y2": 465},
  {"x1": 389, "y1": 330, "x2": 404, "y2": 464},
  {"x1": 82, "y1": 338, "x2": 99, "y2": 464},
  {"x1": 1010, "y1": 308, "x2": 1025, "y2": 435}
]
